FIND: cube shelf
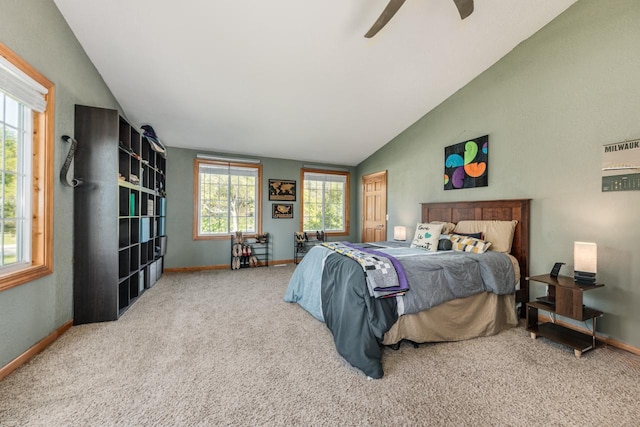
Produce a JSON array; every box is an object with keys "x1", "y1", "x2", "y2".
[{"x1": 73, "y1": 105, "x2": 168, "y2": 324}]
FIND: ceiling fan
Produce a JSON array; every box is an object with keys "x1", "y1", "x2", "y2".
[{"x1": 365, "y1": 0, "x2": 474, "y2": 38}]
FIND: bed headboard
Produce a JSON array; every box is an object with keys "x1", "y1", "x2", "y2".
[{"x1": 421, "y1": 199, "x2": 531, "y2": 316}]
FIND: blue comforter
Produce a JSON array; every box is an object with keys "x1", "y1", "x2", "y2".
[{"x1": 284, "y1": 242, "x2": 516, "y2": 378}]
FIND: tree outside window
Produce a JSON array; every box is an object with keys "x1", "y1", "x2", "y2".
[
  {"x1": 0, "y1": 41, "x2": 54, "y2": 291},
  {"x1": 2, "y1": 126, "x2": 17, "y2": 264},
  {"x1": 301, "y1": 169, "x2": 349, "y2": 236},
  {"x1": 194, "y1": 159, "x2": 262, "y2": 239}
]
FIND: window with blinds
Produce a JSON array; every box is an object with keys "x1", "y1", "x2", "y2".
[
  {"x1": 301, "y1": 170, "x2": 349, "y2": 234},
  {"x1": 195, "y1": 159, "x2": 262, "y2": 238},
  {"x1": 0, "y1": 42, "x2": 54, "y2": 291}
]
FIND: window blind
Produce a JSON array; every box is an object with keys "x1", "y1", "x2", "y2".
[
  {"x1": 0, "y1": 55, "x2": 48, "y2": 113},
  {"x1": 200, "y1": 163, "x2": 259, "y2": 178},
  {"x1": 304, "y1": 171, "x2": 347, "y2": 183}
]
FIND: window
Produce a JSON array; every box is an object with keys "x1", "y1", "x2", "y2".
[
  {"x1": 0, "y1": 92, "x2": 32, "y2": 270},
  {"x1": 301, "y1": 169, "x2": 350, "y2": 236},
  {"x1": 0, "y1": 43, "x2": 54, "y2": 292},
  {"x1": 194, "y1": 159, "x2": 262, "y2": 239}
]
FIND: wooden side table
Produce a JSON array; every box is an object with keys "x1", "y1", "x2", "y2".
[{"x1": 526, "y1": 274, "x2": 604, "y2": 358}]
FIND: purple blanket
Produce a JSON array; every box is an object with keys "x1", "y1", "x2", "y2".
[{"x1": 322, "y1": 242, "x2": 410, "y2": 298}]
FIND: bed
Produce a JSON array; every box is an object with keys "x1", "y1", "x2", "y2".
[{"x1": 284, "y1": 199, "x2": 530, "y2": 378}]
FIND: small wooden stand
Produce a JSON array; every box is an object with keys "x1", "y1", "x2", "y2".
[{"x1": 526, "y1": 274, "x2": 604, "y2": 358}]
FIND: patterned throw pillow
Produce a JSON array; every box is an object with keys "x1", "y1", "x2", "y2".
[
  {"x1": 453, "y1": 231, "x2": 483, "y2": 239},
  {"x1": 410, "y1": 223, "x2": 444, "y2": 252},
  {"x1": 450, "y1": 234, "x2": 492, "y2": 253}
]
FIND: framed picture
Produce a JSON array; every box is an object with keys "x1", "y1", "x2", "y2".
[
  {"x1": 272, "y1": 203, "x2": 293, "y2": 219},
  {"x1": 602, "y1": 138, "x2": 640, "y2": 192},
  {"x1": 269, "y1": 179, "x2": 296, "y2": 201},
  {"x1": 444, "y1": 135, "x2": 489, "y2": 190}
]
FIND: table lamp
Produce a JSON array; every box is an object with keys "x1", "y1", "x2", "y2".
[
  {"x1": 574, "y1": 241, "x2": 597, "y2": 284},
  {"x1": 394, "y1": 226, "x2": 407, "y2": 241}
]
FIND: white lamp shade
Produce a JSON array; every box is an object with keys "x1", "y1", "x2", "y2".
[
  {"x1": 394, "y1": 226, "x2": 407, "y2": 241},
  {"x1": 574, "y1": 242, "x2": 597, "y2": 274}
]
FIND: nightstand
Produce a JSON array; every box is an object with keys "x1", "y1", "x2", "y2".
[{"x1": 526, "y1": 274, "x2": 604, "y2": 358}]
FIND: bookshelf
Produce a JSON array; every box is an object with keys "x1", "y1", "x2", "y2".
[{"x1": 73, "y1": 105, "x2": 167, "y2": 324}]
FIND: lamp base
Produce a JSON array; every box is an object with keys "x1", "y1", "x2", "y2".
[{"x1": 574, "y1": 271, "x2": 596, "y2": 284}]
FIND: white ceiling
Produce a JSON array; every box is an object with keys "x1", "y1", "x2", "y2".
[{"x1": 53, "y1": 0, "x2": 577, "y2": 166}]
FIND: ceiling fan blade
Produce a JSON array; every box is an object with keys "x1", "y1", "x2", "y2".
[
  {"x1": 364, "y1": 0, "x2": 407, "y2": 38},
  {"x1": 452, "y1": 0, "x2": 474, "y2": 20}
]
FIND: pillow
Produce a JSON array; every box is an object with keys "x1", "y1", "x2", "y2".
[
  {"x1": 450, "y1": 235, "x2": 492, "y2": 254},
  {"x1": 453, "y1": 220, "x2": 518, "y2": 253},
  {"x1": 410, "y1": 222, "x2": 444, "y2": 252},
  {"x1": 431, "y1": 221, "x2": 456, "y2": 235},
  {"x1": 437, "y1": 238, "x2": 453, "y2": 251},
  {"x1": 452, "y1": 231, "x2": 483, "y2": 239}
]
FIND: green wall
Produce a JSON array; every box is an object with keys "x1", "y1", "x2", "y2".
[
  {"x1": 357, "y1": 0, "x2": 640, "y2": 348},
  {"x1": 165, "y1": 147, "x2": 358, "y2": 268},
  {"x1": 0, "y1": 0, "x2": 120, "y2": 368},
  {"x1": 2, "y1": 0, "x2": 639, "y2": 371}
]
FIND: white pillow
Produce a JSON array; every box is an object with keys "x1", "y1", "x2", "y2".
[{"x1": 410, "y1": 222, "x2": 444, "y2": 252}]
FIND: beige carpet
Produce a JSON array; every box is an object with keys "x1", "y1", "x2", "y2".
[{"x1": 1, "y1": 265, "x2": 639, "y2": 426}]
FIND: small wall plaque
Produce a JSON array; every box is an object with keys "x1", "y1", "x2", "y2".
[{"x1": 602, "y1": 139, "x2": 640, "y2": 192}]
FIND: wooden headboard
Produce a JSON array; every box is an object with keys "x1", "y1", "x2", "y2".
[{"x1": 421, "y1": 199, "x2": 531, "y2": 317}]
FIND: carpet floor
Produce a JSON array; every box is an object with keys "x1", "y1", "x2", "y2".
[{"x1": 1, "y1": 265, "x2": 639, "y2": 426}]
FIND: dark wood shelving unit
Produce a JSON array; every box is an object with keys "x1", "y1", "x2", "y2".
[
  {"x1": 526, "y1": 274, "x2": 604, "y2": 358},
  {"x1": 73, "y1": 105, "x2": 167, "y2": 324}
]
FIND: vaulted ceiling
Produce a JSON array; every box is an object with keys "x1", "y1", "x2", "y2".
[{"x1": 53, "y1": 0, "x2": 578, "y2": 166}]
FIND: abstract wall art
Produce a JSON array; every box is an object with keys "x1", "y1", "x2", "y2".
[{"x1": 444, "y1": 135, "x2": 489, "y2": 190}]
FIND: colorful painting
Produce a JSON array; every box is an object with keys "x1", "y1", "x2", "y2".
[{"x1": 444, "y1": 135, "x2": 489, "y2": 190}]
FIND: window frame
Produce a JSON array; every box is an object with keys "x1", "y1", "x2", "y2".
[
  {"x1": 0, "y1": 42, "x2": 54, "y2": 292},
  {"x1": 193, "y1": 158, "x2": 263, "y2": 240},
  {"x1": 300, "y1": 168, "x2": 350, "y2": 237}
]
